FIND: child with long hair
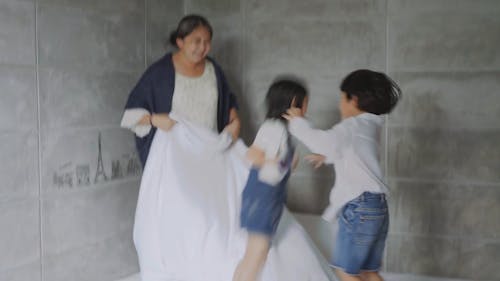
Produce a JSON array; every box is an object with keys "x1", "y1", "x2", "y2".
[{"x1": 233, "y1": 78, "x2": 308, "y2": 281}]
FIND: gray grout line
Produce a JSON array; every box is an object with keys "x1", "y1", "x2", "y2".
[
  {"x1": 387, "y1": 176, "x2": 500, "y2": 188},
  {"x1": 241, "y1": 0, "x2": 246, "y2": 125},
  {"x1": 384, "y1": 0, "x2": 390, "y2": 186},
  {"x1": 388, "y1": 231, "x2": 500, "y2": 243},
  {"x1": 386, "y1": 68, "x2": 500, "y2": 73},
  {"x1": 144, "y1": 0, "x2": 148, "y2": 69},
  {"x1": 383, "y1": 0, "x2": 390, "y2": 272},
  {"x1": 34, "y1": 0, "x2": 43, "y2": 279}
]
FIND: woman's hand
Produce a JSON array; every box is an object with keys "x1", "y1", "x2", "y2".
[
  {"x1": 137, "y1": 113, "x2": 151, "y2": 125},
  {"x1": 224, "y1": 108, "x2": 240, "y2": 141},
  {"x1": 151, "y1": 113, "x2": 176, "y2": 132},
  {"x1": 305, "y1": 154, "x2": 326, "y2": 169}
]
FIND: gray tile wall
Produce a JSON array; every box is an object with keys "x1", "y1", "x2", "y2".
[
  {"x1": 0, "y1": 0, "x2": 182, "y2": 280},
  {"x1": 385, "y1": 1, "x2": 500, "y2": 280},
  {"x1": 37, "y1": 0, "x2": 144, "y2": 279},
  {"x1": 0, "y1": 0, "x2": 40, "y2": 280}
]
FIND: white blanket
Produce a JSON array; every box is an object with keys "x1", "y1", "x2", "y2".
[{"x1": 133, "y1": 119, "x2": 336, "y2": 281}]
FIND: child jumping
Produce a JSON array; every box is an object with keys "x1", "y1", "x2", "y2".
[
  {"x1": 284, "y1": 69, "x2": 401, "y2": 281},
  {"x1": 233, "y1": 79, "x2": 308, "y2": 281}
]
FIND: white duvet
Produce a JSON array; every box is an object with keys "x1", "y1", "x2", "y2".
[{"x1": 133, "y1": 119, "x2": 336, "y2": 281}]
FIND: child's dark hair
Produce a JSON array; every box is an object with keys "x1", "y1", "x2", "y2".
[
  {"x1": 169, "y1": 14, "x2": 213, "y2": 47},
  {"x1": 340, "y1": 69, "x2": 401, "y2": 115},
  {"x1": 266, "y1": 78, "x2": 308, "y2": 121}
]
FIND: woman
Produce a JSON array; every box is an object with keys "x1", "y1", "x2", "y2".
[
  {"x1": 121, "y1": 15, "x2": 239, "y2": 167},
  {"x1": 121, "y1": 14, "x2": 335, "y2": 281}
]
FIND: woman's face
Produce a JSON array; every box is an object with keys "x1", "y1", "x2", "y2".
[{"x1": 177, "y1": 26, "x2": 212, "y2": 64}]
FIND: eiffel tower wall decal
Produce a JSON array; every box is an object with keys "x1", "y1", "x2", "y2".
[{"x1": 94, "y1": 132, "x2": 108, "y2": 184}]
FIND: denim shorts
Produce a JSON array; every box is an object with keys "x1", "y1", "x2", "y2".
[
  {"x1": 240, "y1": 168, "x2": 288, "y2": 236},
  {"x1": 331, "y1": 192, "x2": 389, "y2": 275}
]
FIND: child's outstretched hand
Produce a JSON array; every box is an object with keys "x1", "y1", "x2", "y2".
[
  {"x1": 305, "y1": 154, "x2": 326, "y2": 169},
  {"x1": 282, "y1": 97, "x2": 304, "y2": 120}
]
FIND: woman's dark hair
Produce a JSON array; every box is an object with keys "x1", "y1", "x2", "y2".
[
  {"x1": 340, "y1": 69, "x2": 401, "y2": 115},
  {"x1": 169, "y1": 14, "x2": 213, "y2": 47},
  {"x1": 266, "y1": 78, "x2": 308, "y2": 121}
]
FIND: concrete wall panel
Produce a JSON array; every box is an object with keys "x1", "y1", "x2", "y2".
[
  {"x1": 42, "y1": 231, "x2": 138, "y2": 281},
  {"x1": 209, "y1": 18, "x2": 242, "y2": 75},
  {"x1": 245, "y1": 20, "x2": 386, "y2": 75},
  {"x1": 0, "y1": 198, "x2": 40, "y2": 278},
  {"x1": 388, "y1": 0, "x2": 500, "y2": 71},
  {"x1": 185, "y1": 0, "x2": 240, "y2": 18},
  {"x1": 0, "y1": 131, "x2": 38, "y2": 199},
  {"x1": 247, "y1": 0, "x2": 385, "y2": 21},
  {"x1": 38, "y1": 4, "x2": 144, "y2": 72},
  {"x1": 147, "y1": 0, "x2": 183, "y2": 64},
  {"x1": 0, "y1": 262, "x2": 40, "y2": 281},
  {"x1": 388, "y1": 128, "x2": 500, "y2": 183},
  {"x1": 456, "y1": 240, "x2": 500, "y2": 280},
  {"x1": 39, "y1": 67, "x2": 141, "y2": 129},
  {"x1": 389, "y1": 72, "x2": 500, "y2": 129},
  {"x1": 386, "y1": 233, "x2": 500, "y2": 280},
  {"x1": 389, "y1": 180, "x2": 500, "y2": 239},
  {"x1": 38, "y1": 0, "x2": 142, "y2": 12},
  {"x1": 386, "y1": 234, "x2": 460, "y2": 277},
  {"x1": 0, "y1": 65, "x2": 36, "y2": 131},
  {"x1": 41, "y1": 182, "x2": 138, "y2": 258},
  {"x1": 0, "y1": 0, "x2": 34, "y2": 65}
]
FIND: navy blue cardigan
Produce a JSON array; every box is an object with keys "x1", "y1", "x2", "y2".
[{"x1": 124, "y1": 53, "x2": 238, "y2": 166}]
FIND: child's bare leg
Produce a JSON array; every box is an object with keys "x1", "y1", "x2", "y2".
[
  {"x1": 233, "y1": 234, "x2": 270, "y2": 281},
  {"x1": 360, "y1": 271, "x2": 384, "y2": 281},
  {"x1": 335, "y1": 268, "x2": 363, "y2": 281}
]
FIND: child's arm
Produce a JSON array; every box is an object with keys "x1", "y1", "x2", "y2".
[
  {"x1": 304, "y1": 153, "x2": 326, "y2": 169},
  {"x1": 283, "y1": 109, "x2": 343, "y2": 164}
]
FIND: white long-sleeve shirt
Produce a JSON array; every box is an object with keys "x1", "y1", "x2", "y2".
[{"x1": 289, "y1": 113, "x2": 388, "y2": 223}]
